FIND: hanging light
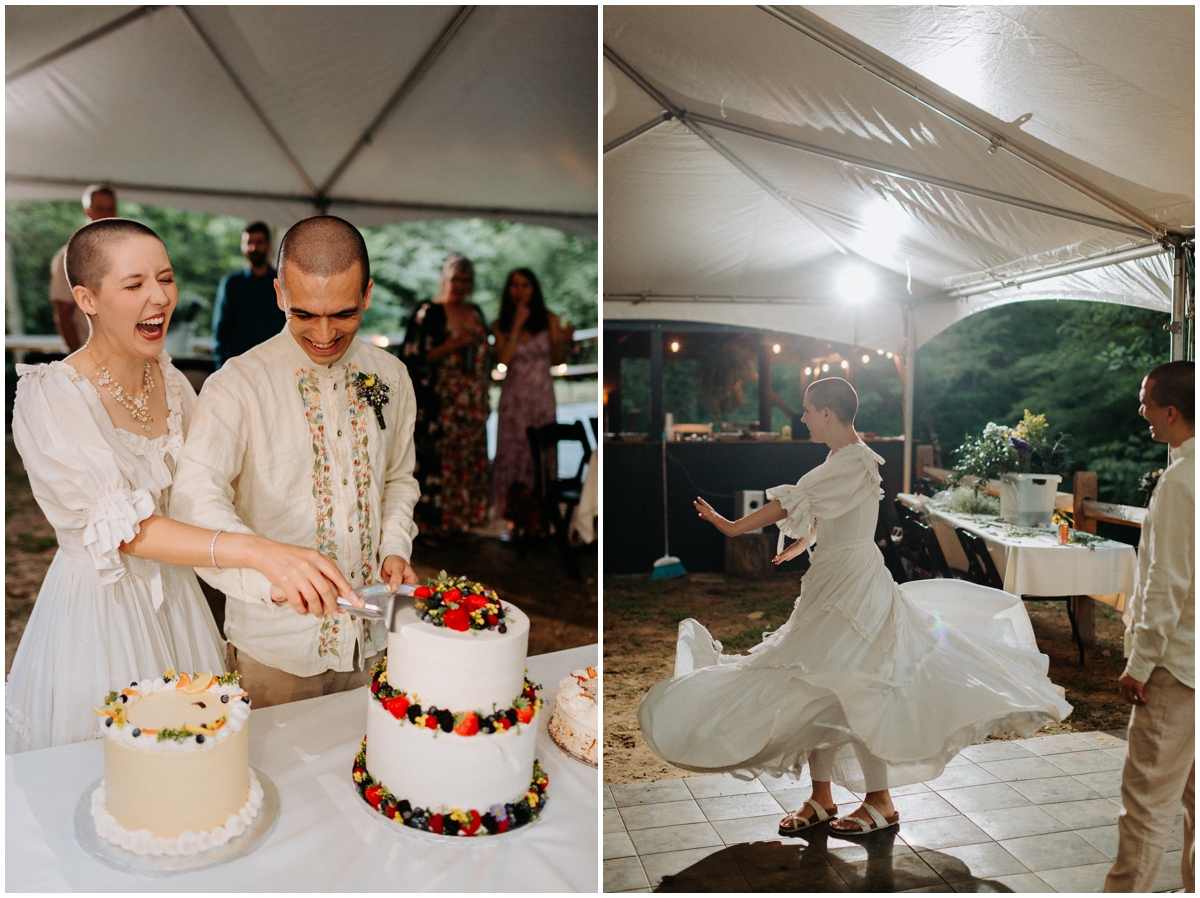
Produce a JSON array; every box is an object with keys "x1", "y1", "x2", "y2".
[
  {"x1": 886, "y1": 352, "x2": 894, "y2": 359},
  {"x1": 772, "y1": 343, "x2": 781, "y2": 354},
  {"x1": 804, "y1": 366, "x2": 812, "y2": 376},
  {"x1": 876, "y1": 348, "x2": 884, "y2": 355},
  {"x1": 821, "y1": 363, "x2": 829, "y2": 373},
  {"x1": 840, "y1": 360, "x2": 850, "y2": 370},
  {"x1": 497, "y1": 363, "x2": 508, "y2": 373},
  {"x1": 670, "y1": 341, "x2": 680, "y2": 353},
  {"x1": 837, "y1": 265, "x2": 876, "y2": 303},
  {"x1": 862, "y1": 354, "x2": 870, "y2": 364}
]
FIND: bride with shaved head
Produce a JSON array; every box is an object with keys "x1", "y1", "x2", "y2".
[{"x1": 7, "y1": 219, "x2": 360, "y2": 753}]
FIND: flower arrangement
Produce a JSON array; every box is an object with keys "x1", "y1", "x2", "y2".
[
  {"x1": 368, "y1": 659, "x2": 541, "y2": 735},
  {"x1": 950, "y1": 410, "x2": 1070, "y2": 491},
  {"x1": 414, "y1": 570, "x2": 508, "y2": 633},
  {"x1": 352, "y1": 739, "x2": 548, "y2": 835}
]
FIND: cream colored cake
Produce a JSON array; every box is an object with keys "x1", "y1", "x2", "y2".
[
  {"x1": 548, "y1": 666, "x2": 598, "y2": 766},
  {"x1": 91, "y1": 670, "x2": 261, "y2": 856},
  {"x1": 354, "y1": 574, "x2": 548, "y2": 836}
]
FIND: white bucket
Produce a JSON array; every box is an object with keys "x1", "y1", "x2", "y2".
[{"x1": 999, "y1": 473, "x2": 1061, "y2": 527}]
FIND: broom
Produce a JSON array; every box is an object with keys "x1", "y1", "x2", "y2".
[{"x1": 651, "y1": 435, "x2": 687, "y2": 579}]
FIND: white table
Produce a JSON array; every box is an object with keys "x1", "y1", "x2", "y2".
[
  {"x1": 6, "y1": 646, "x2": 598, "y2": 892},
  {"x1": 898, "y1": 493, "x2": 1137, "y2": 611}
]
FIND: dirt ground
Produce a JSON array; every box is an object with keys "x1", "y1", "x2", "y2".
[
  {"x1": 604, "y1": 569, "x2": 1134, "y2": 786},
  {"x1": 5, "y1": 437, "x2": 596, "y2": 675}
]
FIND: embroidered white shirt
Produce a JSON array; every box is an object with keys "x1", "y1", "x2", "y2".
[
  {"x1": 172, "y1": 329, "x2": 420, "y2": 677},
  {"x1": 1124, "y1": 436, "x2": 1194, "y2": 688}
]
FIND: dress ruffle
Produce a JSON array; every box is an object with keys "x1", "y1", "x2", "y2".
[{"x1": 82, "y1": 487, "x2": 156, "y2": 582}]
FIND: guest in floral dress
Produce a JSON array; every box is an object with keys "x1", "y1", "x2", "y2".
[
  {"x1": 491, "y1": 268, "x2": 575, "y2": 530},
  {"x1": 401, "y1": 254, "x2": 491, "y2": 543}
]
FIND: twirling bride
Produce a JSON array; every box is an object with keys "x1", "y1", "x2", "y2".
[{"x1": 638, "y1": 377, "x2": 1071, "y2": 835}]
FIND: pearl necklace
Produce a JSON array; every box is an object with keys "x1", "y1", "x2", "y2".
[{"x1": 88, "y1": 349, "x2": 155, "y2": 432}]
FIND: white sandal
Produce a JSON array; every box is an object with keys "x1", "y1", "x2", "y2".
[
  {"x1": 830, "y1": 802, "x2": 900, "y2": 835},
  {"x1": 778, "y1": 798, "x2": 838, "y2": 835}
]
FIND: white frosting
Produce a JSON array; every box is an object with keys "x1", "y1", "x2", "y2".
[
  {"x1": 365, "y1": 696, "x2": 538, "y2": 812},
  {"x1": 100, "y1": 675, "x2": 251, "y2": 751},
  {"x1": 91, "y1": 769, "x2": 263, "y2": 857},
  {"x1": 549, "y1": 668, "x2": 599, "y2": 764},
  {"x1": 386, "y1": 603, "x2": 529, "y2": 711}
]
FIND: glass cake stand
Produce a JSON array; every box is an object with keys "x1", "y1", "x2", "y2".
[{"x1": 74, "y1": 766, "x2": 280, "y2": 875}]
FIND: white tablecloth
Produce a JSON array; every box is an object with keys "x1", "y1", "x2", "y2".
[
  {"x1": 899, "y1": 494, "x2": 1136, "y2": 610},
  {"x1": 5, "y1": 646, "x2": 599, "y2": 892}
]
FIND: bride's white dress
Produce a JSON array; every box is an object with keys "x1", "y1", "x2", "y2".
[
  {"x1": 6, "y1": 356, "x2": 225, "y2": 754},
  {"x1": 638, "y1": 442, "x2": 1072, "y2": 791}
]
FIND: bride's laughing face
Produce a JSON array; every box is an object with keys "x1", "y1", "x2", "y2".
[
  {"x1": 800, "y1": 398, "x2": 829, "y2": 442},
  {"x1": 79, "y1": 235, "x2": 177, "y2": 361}
]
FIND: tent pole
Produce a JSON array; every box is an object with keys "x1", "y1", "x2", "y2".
[
  {"x1": 5, "y1": 6, "x2": 157, "y2": 84},
  {"x1": 686, "y1": 112, "x2": 1145, "y2": 238},
  {"x1": 650, "y1": 323, "x2": 665, "y2": 439},
  {"x1": 950, "y1": 243, "x2": 1167, "y2": 298},
  {"x1": 1171, "y1": 239, "x2": 1186, "y2": 362},
  {"x1": 902, "y1": 305, "x2": 915, "y2": 494}
]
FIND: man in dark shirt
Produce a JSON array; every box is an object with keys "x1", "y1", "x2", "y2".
[{"x1": 212, "y1": 221, "x2": 286, "y2": 368}]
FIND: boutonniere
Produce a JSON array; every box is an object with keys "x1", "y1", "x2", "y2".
[{"x1": 352, "y1": 371, "x2": 390, "y2": 429}]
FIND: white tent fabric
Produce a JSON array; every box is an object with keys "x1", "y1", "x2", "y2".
[
  {"x1": 6, "y1": 5, "x2": 597, "y2": 236},
  {"x1": 603, "y1": 5, "x2": 1192, "y2": 347}
]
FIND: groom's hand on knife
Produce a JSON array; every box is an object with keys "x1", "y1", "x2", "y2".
[{"x1": 382, "y1": 555, "x2": 419, "y2": 589}]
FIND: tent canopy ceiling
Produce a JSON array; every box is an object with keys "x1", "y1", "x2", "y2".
[
  {"x1": 6, "y1": 5, "x2": 598, "y2": 236},
  {"x1": 603, "y1": 5, "x2": 1192, "y2": 350}
]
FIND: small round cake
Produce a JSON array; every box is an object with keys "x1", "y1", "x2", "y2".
[
  {"x1": 548, "y1": 666, "x2": 598, "y2": 766},
  {"x1": 91, "y1": 670, "x2": 261, "y2": 857},
  {"x1": 355, "y1": 573, "x2": 548, "y2": 836}
]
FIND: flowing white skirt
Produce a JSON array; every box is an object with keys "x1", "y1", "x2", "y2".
[
  {"x1": 638, "y1": 544, "x2": 1073, "y2": 792},
  {"x1": 6, "y1": 550, "x2": 225, "y2": 753}
]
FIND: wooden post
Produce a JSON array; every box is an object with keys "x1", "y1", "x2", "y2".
[
  {"x1": 1074, "y1": 471, "x2": 1098, "y2": 534},
  {"x1": 725, "y1": 533, "x2": 777, "y2": 578},
  {"x1": 915, "y1": 445, "x2": 933, "y2": 483},
  {"x1": 1072, "y1": 471, "x2": 1099, "y2": 648}
]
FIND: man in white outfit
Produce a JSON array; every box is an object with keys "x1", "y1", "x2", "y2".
[
  {"x1": 174, "y1": 216, "x2": 420, "y2": 707},
  {"x1": 1104, "y1": 360, "x2": 1194, "y2": 893}
]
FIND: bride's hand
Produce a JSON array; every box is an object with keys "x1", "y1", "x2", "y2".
[
  {"x1": 693, "y1": 497, "x2": 733, "y2": 536},
  {"x1": 256, "y1": 540, "x2": 355, "y2": 617},
  {"x1": 773, "y1": 538, "x2": 808, "y2": 565}
]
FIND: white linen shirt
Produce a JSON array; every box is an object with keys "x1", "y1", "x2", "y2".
[
  {"x1": 172, "y1": 329, "x2": 419, "y2": 677},
  {"x1": 1123, "y1": 436, "x2": 1194, "y2": 688}
]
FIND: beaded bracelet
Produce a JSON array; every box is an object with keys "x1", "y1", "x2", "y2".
[{"x1": 210, "y1": 530, "x2": 224, "y2": 570}]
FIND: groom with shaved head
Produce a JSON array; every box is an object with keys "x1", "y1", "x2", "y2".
[{"x1": 174, "y1": 216, "x2": 420, "y2": 707}]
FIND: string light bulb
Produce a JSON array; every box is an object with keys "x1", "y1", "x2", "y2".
[
  {"x1": 804, "y1": 366, "x2": 812, "y2": 376},
  {"x1": 670, "y1": 341, "x2": 680, "y2": 352},
  {"x1": 862, "y1": 354, "x2": 870, "y2": 364},
  {"x1": 772, "y1": 343, "x2": 781, "y2": 354},
  {"x1": 840, "y1": 360, "x2": 849, "y2": 370}
]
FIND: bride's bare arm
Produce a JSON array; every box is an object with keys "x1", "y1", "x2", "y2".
[
  {"x1": 119, "y1": 514, "x2": 356, "y2": 617},
  {"x1": 693, "y1": 496, "x2": 786, "y2": 536}
]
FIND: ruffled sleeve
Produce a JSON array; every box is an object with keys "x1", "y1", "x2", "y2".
[
  {"x1": 12, "y1": 364, "x2": 162, "y2": 587},
  {"x1": 766, "y1": 442, "x2": 885, "y2": 552}
]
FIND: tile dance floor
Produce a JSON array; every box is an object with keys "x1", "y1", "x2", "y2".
[{"x1": 605, "y1": 731, "x2": 1187, "y2": 892}]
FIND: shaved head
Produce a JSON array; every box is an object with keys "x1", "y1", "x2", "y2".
[
  {"x1": 806, "y1": 376, "x2": 858, "y2": 425},
  {"x1": 277, "y1": 215, "x2": 369, "y2": 294},
  {"x1": 64, "y1": 218, "x2": 164, "y2": 294}
]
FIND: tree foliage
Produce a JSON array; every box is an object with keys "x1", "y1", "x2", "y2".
[
  {"x1": 918, "y1": 300, "x2": 1169, "y2": 505},
  {"x1": 6, "y1": 200, "x2": 597, "y2": 340}
]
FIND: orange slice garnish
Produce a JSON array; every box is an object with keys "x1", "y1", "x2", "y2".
[
  {"x1": 175, "y1": 671, "x2": 192, "y2": 689},
  {"x1": 182, "y1": 672, "x2": 215, "y2": 694}
]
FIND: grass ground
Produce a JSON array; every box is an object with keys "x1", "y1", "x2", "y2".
[{"x1": 603, "y1": 569, "x2": 1132, "y2": 785}]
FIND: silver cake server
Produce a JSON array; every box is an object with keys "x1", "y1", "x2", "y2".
[{"x1": 336, "y1": 582, "x2": 419, "y2": 631}]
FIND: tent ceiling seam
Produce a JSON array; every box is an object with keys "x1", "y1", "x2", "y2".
[
  {"x1": 604, "y1": 113, "x2": 672, "y2": 153},
  {"x1": 5, "y1": 6, "x2": 159, "y2": 83},
  {"x1": 179, "y1": 6, "x2": 320, "y2": 200},
  {"x1": 4, "y1": 174, "x2": 596, "y2": 222},
  {"x1": 757, "y1": 5, "x2": 1166, "y2": 240},
  {"x1": 604, "y1": 44, "x2": 850, "y2": 255},
  {"x1": 319, "y1": 5, "x2": 475, "y2": 198},
  {"x1": 685, "y1": 112, "x2": 1148, "y2": 239}
]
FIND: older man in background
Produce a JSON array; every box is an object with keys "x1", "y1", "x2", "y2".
[
  {"x1": 48, "y1": 184, "x2": 117, "y2": 352},
  {"x1": 1104, "y1": 360, "x2": 1195, "y2": 893},
  {"x1": 212, "y1": 220, "x2": 286, "y2": 368}
]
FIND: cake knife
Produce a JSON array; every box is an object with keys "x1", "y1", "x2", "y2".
[{"x1": 336, "y1": 583, "x2": 419, "y2": 631}]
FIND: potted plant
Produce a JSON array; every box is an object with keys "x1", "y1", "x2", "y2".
[{"x1": 949, "y1": 411, "x2": 1070, "y2": 526}]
